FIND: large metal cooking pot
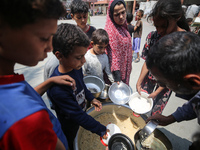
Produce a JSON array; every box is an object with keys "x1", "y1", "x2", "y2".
[{"x1": 74, "y1": 103, "x2": 172, "y2": 150}]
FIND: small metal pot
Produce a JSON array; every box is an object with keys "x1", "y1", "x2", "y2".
[
  {"x1": 83, "y1": 75, "x2": 105, "y2": 98},
  {"x1": 99, "y1": 84, "x2": 110, "y2": 101}
]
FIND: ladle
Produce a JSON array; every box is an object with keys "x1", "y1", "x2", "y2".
[
  {"x1": 135, "y1": 120, "x2": 159, "y2": 149},
  {"x1": 139, "y1": 120, "x2": 159, "y2": 142}
]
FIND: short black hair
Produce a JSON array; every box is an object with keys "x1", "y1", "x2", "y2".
[
  {"x1": 53, "y1": 23, "x2": 90, "y2": 57},
  {"x1": 0, "y1": 0, "x2": 65, "y2": 28},
  {"x1": 146, "y1": 32, "x2": 200, "y2": 83},
  {"x1": 186, "y1": 18, "x2": 193, "y2": 23},
  {"x1": 126, "y1": 13, "x2": 133, "y2": 23},
  {"x1": 138, "y1": 10, "x2": 144, "y2": 17},
  {"x1": 91, "y1": 29, "x2": 109, "y2": 45},
  {"x1": 70, "y1": 0, "x2": 89, "y2": 15}
]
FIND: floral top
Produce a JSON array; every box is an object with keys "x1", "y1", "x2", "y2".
[{"x1": 141, "y1": 31, "x2": 161, "y2": 80}]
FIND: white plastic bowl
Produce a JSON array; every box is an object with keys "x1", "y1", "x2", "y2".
[
  {"x1": 100, "y1": 123, "x2": 121, "y2": 146},
  {"x1": 128, "y1": 92, "x2": 153, "y2": 115}
]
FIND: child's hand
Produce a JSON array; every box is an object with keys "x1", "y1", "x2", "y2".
[
  {"x1": 148, "y1": 92, "x2": 157, "y2": 99},
  {"x1": 51, "y1": 75, "x2": 76, "y2": 90},
  {"x1": 102, "y1": 129, "x2": 110, "y2": 139},
  {"x1": 91, "y1": 99, "x2": 102, "y2": 111},
  {"x1": 136, "y1": 83, "x2": 142, "y2": 95}
]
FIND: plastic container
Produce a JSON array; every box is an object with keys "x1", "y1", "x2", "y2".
[
  {"x1": 128, "y1": 92, "x2": 153, "y2": 117},
  {"x1": 100, "y1": 123, "x2": 121, "y2": 146}
]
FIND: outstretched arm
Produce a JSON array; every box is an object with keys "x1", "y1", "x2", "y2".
[
  {"x1": 146, "y1": 114, "x2": 176, "y2": 126},
  {"x1": 148, "y1": 86, "x2": 165, "y2": 99},
  {"x1": 136, "y1": 62, "x2": 149, "y2": 95},
  {"x1": 35, "y1": 75, "x2": 76, "y2": 96}
]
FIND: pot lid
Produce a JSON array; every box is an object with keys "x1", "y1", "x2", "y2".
[{"x1": 108, "y1": 133, "x2": 135, "y2": 150}]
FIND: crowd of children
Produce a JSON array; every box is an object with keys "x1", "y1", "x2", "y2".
[{"x1": 1, "y1": 0, "x2": 200, "y2": 149}]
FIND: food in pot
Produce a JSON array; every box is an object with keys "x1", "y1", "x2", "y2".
[
  {"x1": 79, "y1": 112, "x2": 139, "y2": 150},
  {"x1": 129, "y1": 96, "x2": 151, "y2": 114}
]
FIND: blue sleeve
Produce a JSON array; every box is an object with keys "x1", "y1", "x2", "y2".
[
  {"x1": 47, "y1": 86, "x2": 106, "y2": 137},
  {"x1": 172, "y1": 100, "x2": 197, "y2": 122}
]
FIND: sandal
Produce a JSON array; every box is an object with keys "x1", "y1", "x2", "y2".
[{"x1": 134, "y1": 57, "x2": 140, "y2": 63}]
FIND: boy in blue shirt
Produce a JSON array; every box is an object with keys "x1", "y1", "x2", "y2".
[
  {"x1": 44, "y1": 0, "x2": 96, "y2": 83},
  {"x1": 47, "y1": 23, "x2": 107, "y2": 150}
]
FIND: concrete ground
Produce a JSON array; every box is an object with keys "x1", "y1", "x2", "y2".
[{"x1": 14, "y1": 15, "x2": 199, "y2": 150}]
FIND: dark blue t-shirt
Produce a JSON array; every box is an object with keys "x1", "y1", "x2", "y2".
[{"x1": 47, "y1": 67, "x2": 106, "y2": 137}]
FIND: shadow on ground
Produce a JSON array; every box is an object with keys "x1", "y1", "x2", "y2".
[{"x1": 158, "y1": 128, "x2": 192, "y2": 150}]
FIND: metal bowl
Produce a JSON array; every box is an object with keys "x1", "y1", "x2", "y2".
[
  {"x1": 128, "y1": 92, "x2": 153, "y2": 115},
  {"x1": 83, "y1": 75, "x2": 105, "y2": 98},
  {"x1": 108, "y1": 82, "x2": 131, "y2": 105},
  {"x1": 99, "y1": 84, "x2": 110, "y2": 101}
]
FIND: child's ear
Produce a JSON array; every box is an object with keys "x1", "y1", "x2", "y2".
[
  {"x1": 184, "y1": 74, "x2": 200, "y2": 90},
  {"x1": 71, "y1": 13, "x2": 74, "y2": 20},
  {"x1": 90, "y1": 41, "x2": 94, "y2": 45},
  {"x1": 55, "y1": 51, "x2": 63, "y2": 60}
]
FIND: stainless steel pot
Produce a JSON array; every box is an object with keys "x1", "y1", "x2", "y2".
[
  {"x1": 74, "y1": 103, "x2": 172, "y2": 150},
  {"x1": 83, "y1": 75, "x2": 105, "y2": 98}
]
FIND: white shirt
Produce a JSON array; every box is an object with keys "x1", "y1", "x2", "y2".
[{"x1": 82, "y1": 50, "x2": 114, "y2": 83}]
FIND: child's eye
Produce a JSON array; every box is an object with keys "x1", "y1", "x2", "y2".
[
  {"x1": 76, "y1": 57, "x2": 82, "y2": 60},
  {"x1": 40, "y1": 37, "x2": 50, "y2": 42}
]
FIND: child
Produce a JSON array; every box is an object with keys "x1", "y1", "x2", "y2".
[
  {"x1": 0, "y1": 0, "x2": 69, "y2": 149},
  {"x1": 186, "y1": 18, "x2": 193, "y2": 31},
  {"x1": 44, "y1": 0, "x2": 96, "y2": 82},
  {"x1": 133, "y1": 9, "x2": 143, "y2": 63},
  {"x1": 126, "y1": 13, "x2": 135, "y2": 37},
  {"x1": 136, "y1": 0, "x2": 189, "y2": 116},
  {"x1": 70, "y1": 0, "x2": 96, "y2": 40},
  {"x1": 82, "y1": 29, "x2": 114, "y2": 84},
  {"x1": 47, "y1": 23, "x2": 107, "y2": 150}
]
